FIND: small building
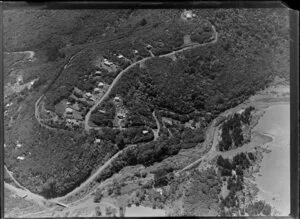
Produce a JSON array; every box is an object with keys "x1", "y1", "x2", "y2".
[
  {"x1": 73, "y1": 111, "x2": 83, "y2": 120},
  {"x1": 99, "y1": 109, "x2": 106, "y2": 114},
  {"x1": 85, "y1": 92, "x2": 92, "y2": 99},
  {"x1": 183, "y1": 10, "x2": 193, "y2": 19},
  {"x1": 90, "y1": 96, "x2": 96, "y2": 102},
  {"x1": 146, "y1": 44, "x2": 152, "y2": 50},
  {"x1": 95, "y1": 70, "x2": 102, "y2": 75},
  {"x1": 5, "y1": 102, "x2": 12, "y2": 108},
  {"x1": 232, "y1": 170, "x2": 236, "y2": 176},
  {"x1": 16, "y1": 75, "x2": 23, "y2": 85},
  {"x1": 66, "y1": 101, "x2": 71, "y2": 106},
  {"x1": 117, "y1": 113, "x2": 125, "y2": 119},
  {"x1": 103, "y1": 59, "x2": 113, "y2": 66},
  {"x1": 17, "y1": 156, "x2": 25, "y2": 160},
  {"x1": 94, "y1": 88, "x2": 100, "y2": 94},
  {"x1": 22, "y1": 194, "x2": 28, "y2": 199},
  {"x1": 156, "y1": 188, "x2": 163, "y2": 195},
  {"x1": 117, "y1": 54, "x2": 124, "y2": 59},
  {"x1": 65, "y1": 108, "x2": 73, "y2": 114},
  {"x1": 98, "y1": 82, "x2": 104, "y2": 88},
  {"x1": 114, "y1": 96, "x2": 121, "y2": 102},
  {"x1": 134, "y1": 50, "x2": 139, "y2": 54},
  {"x1": 237, "y1": 109, "x2": 245, "y2": 115},
  {"x1": 95, "y1": 139, "x2": 101, "y2": 144},
  {"x1": 142, "y1": 130, "x2": 149, "y2": 134},
  {"x1": 16, "y1": 141, "x2": 22, "y2": 148}
]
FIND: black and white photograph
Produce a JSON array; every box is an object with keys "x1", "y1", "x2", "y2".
[{"x1": 2, "y1": 2, "x2": 296, "y2": 217}]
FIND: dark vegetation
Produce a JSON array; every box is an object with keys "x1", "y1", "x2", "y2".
[
  {"x1": 216, "y1": 152, "x2": 266, "y2": 216},
  {"x1": 5, "y1": 128, "x2": 118, "y2": 198},
  {"x1": 219, "y1": 106, "x2": 255, "y2": 151},
  {"x1": 217, "y1": 152, "x2": 254, "y2": 177},
  {"x1": 170, "y1": 168, "x2": 221, "y2": 216},
  {"x1": 245, "y1": 200, "x2": 272, "y2": 216}
]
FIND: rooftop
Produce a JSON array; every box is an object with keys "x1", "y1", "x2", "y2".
[{"x1": 17, "y1": 156, "x2": 25, "y2": 160}]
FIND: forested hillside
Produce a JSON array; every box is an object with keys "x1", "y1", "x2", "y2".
[{"x1": 4, "y1": 8, "x2": 289, "y2": 199}]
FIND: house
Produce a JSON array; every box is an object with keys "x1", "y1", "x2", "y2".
[
  {"x1": 95, "y1": 70, "x2": 102, "y2": 75},
  {"x1": 17, "y1": 156, "x2": 25, "y2": 160},
  {"x1": 16, "y1": 141, "x2": 22, "y2": 148},
  {"x1": 66, "y1": 101, "x2": 71, "y2": 106},
  {"x1": 94, "y1": 88, "x2": 100, "y2": 94},
  {"x1": 65, "y1": 108, "x2": 73, "y2": 114},
  {"x1": 117, "y1": 113, "x2": 125, "y2": 119},
  {"x1": 98, "y1": 82, "x2": 104, "y2": 88},
  {"x1": 232, "y1": 170, "x2": 236, "y2": 176},
  {"x1": 146, "y1": 44, "x2": 152, "y2": 50},
  {"x1": 85, "y1": 92, "x2": 92, "y2": 99},
  {"x1": 16, "y1": 75, "x2": 23, "y2": 85},
  {"x1": 22, "y1": 194, "x2": 28, "y2": 199},
  {"x1": 142, "y1": 130, "x2": 149, "y2": 134},
  {"x1": 134, "y1": 50, "x2": 139, "y2": 54},
  {"x1": 66, "y1": 119, "x2": 79, "y2": 127},
  {"x1": 73, "y1": 111, "x2": 83, "y2": 120},
  {"x1": 90, "y1": 96, "x2": 96, "y2": 102},
  {"x1": 237, "y1": 109, "x2": 245, "y2": 115},
  {"x1": 95, "y1": 139, "x2": 101, "y2": 144},
  {"x1": 114, "y1": 96, "x2": 121, "y2": 102},
  {"x1": 117, "y1": 54, "x2": 124, "y2": 59},
  {"x1": 156, "y1": 188, "x2": 163, "y2": 195},
  {"x1": 183, "y1": 10, "x2": 193, "y2": 19},
  {"x1": 99, "y1": 109, "x2": 106, "y2": 114},
  {"x1": 71, "y1": 102, "x2": 80, "y2": 111},
  {"x1": 103, "y1": 59, "x2": 113, "y2": 66}
]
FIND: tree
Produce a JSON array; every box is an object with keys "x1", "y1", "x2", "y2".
[
  {"x1": 140, "y1": 18, "x2": 147, "y2": 26},
  {"x1": 262, "y1": 203, "x2": 271, "y2": 215}
]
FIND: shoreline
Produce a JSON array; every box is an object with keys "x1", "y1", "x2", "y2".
[{"x1": 244, "y1": 102, "x2": 290, "y2": 216}]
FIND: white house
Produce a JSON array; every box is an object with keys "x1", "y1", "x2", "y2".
[
  {"x1": 142, "y1": 130, "x2": 149, "y2": 134},
  {"x1": 114, "y1": 96, "x2": 121, "y2": 102},
  {"x1": 95, "y1": 139, "x2": 101, "y2": 144},
  {"x1": 95, "y1": 70, "x2": 102, "y2": 75},
  {"x1": 117, "y1": 54, "x2": 124, "y2": 59},
  {"x1": 183, "y1": 10, "x2": 193, "y2": 19},
  {"x1": 17, "y1": 156, "x2": 25, "y2": 160},
  {"x1": 98, "y1": 82, "x2": 104, "y2": 88},
  {"x1": 65, "y1": 108, "x2": 73, "y2": 114},
  {"x1": 156, "y1": 188, "x2": 163, "y2": 195},
  {"x1": 94, "y1": 88, "x2": 100, "y2": 93},
  {"x1": 16, "y1": 141, "x2": 22, "y2": 148},
  {"x1": 103, "y1": 59, "x2": 113, "y2": 66},
  {"x1": 85, "y1": 92, "x2": 92, "y2": 99},
  {"x1": 134, "y1": 50, "x2": 139, "y2": 54},
  {"x1": 146, "y1": 44, "x2": 152, "y2": 50}
]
